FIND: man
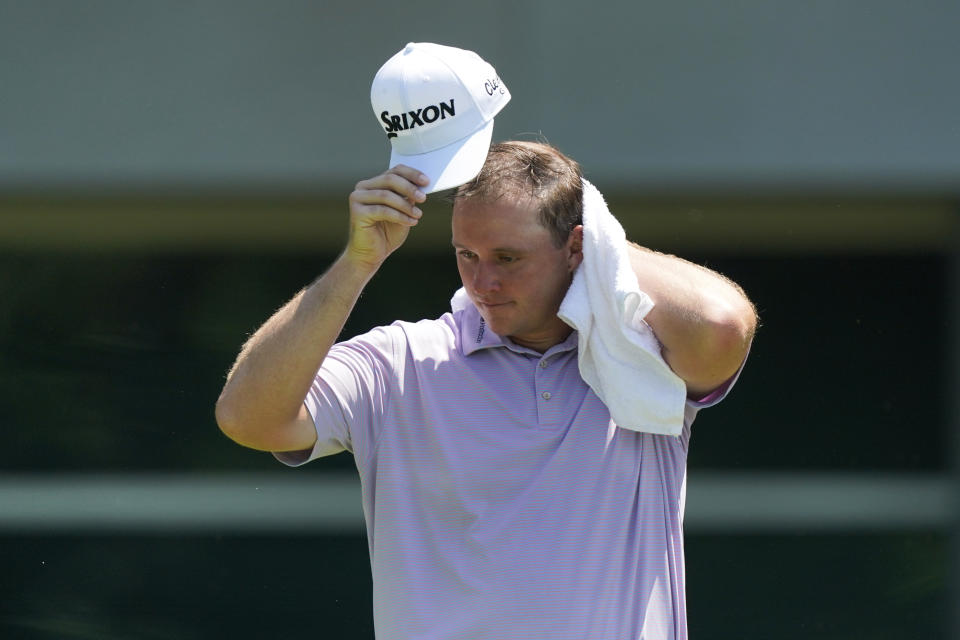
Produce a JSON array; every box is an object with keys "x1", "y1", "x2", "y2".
[{"x1": 216, "y1": 141, "x2": 757, "y2": 639}]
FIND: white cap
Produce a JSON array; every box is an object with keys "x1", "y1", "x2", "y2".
[{"x1": 370, "y1": 42, "x2": 511, "y2": 193}]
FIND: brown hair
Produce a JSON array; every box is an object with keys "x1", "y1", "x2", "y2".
[{"x1": 452, "y1": 141, "x2": 583, "y2": 247}]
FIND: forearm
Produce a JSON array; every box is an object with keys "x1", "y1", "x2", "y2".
[
  {"x1": 216, "y1": 252, "x2": 377, "y2": 432},
  {"x1": 627, "y1": 242, "x2": 756, "y2": 394}
]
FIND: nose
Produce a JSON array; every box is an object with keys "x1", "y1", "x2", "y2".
[{"x1": 472, "y1": 260, "x2": 501, "y2": 295}]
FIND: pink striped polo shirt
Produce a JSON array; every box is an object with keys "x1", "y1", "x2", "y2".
[{"x1": 276, "y1": 301, "x2": 741, "y2": 640}]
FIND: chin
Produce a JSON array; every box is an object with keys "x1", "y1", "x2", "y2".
[
  {"x1": 481, "y1": 312, "x2": 519, "y2": 337},
  {"x1": 479, "y1": 313, "x2": 509, "y2": 334}
]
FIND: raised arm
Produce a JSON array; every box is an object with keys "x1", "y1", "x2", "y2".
[
  {"x1": 627, "y1": 243, "x2": 757, "y2": 398},
  {"x1": 214, "y1": 166, "x2": 430, "y2": 452}
]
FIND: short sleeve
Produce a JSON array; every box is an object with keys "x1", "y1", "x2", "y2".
[{"x1": 273, "y1": 324, "x2": 402, "y2": 467}]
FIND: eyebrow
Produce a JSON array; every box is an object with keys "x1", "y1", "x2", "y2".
[{"x1": 451, "y1": 241, "x2": 526, "y2": 253}]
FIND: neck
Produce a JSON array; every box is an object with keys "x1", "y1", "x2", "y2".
[{"x1": 508, "y1": 322, "x2": 574, "y2": 354}]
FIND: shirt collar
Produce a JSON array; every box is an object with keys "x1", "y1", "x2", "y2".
[
  {"x1": 457, "y1": 299, "x2": 579, "y2": 358},
  {"x1": 458, "y1": 302, "x2": 508, "y2": 355}
]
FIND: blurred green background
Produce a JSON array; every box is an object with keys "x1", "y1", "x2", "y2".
[{"x1": 1, "y1": 1, "x2": 957, "y2": 638}]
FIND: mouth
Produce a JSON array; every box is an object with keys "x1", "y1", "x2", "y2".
[{"x1": 478, "y1": 300, "x2": 512, "y2": 310}]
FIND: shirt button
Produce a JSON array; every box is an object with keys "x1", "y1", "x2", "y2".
[
  {"x1": 538, "y1": 360, "x2": 548, "y2": 368},
  {"x1": 541, "y1": 391, "x2": 552, "y2": 400}
]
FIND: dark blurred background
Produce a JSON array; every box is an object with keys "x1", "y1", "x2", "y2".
[{"x1": 1, "y1": 1, "x2": 957, "y2": 638}]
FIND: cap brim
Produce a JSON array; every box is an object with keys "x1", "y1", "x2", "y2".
[{"x1": 389, "y1": 119, "x2": 494, "y2": 194}]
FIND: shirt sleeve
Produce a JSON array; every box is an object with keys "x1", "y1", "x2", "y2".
[{"x1": 273, "y1": 324, "x2": 402, "y2": 467}]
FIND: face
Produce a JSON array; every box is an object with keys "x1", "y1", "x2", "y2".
[{"x1": 451, "y1": 198, "x2": 583, "y2": 353}]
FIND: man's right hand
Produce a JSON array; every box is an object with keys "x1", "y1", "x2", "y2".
[{"x1": 345, "y1": 165, "x2": 430, "y2": 268}]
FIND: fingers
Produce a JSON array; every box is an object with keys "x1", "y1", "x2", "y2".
[
  {"x1": 351, "y1": 165, "x2": 432, "y2": 226},
  {"x1": 349, "y1": 195, "x2": 420, "y2": 227},
  {"x1": 388, "y1": 164, "x2": 432, "y2": 191},
  {"x1": 354, "y1": 166, "x2": 429, "y2": 203},
  {"x1": 352, "y1": 202, "x2": 421, "y2": 228}
]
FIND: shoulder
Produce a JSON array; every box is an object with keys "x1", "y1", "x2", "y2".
[
  {"x1": 390, "y1": 312, "x2": 461, "y2": 360},
  {"x1": 339, "y1": 310, "x2": 473, "y2": 370},
  {"x1": 340, "y1": 312, "x2": 459, "y2": 353}
]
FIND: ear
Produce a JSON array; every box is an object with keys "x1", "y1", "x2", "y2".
[{"x1": 566, "y1": 225, "x2": 584, "y2": 272}]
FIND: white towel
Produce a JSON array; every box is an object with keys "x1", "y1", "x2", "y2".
[
  {"x1": 557, "y1": 179, "x2": 686, "y2": 434},
  {"x1": 449, "y1": 179, "x2": 687, "y2": 435}
]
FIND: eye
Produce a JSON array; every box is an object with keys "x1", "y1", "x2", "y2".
[
  {"x1": 457, "y1": 250, "x2": 476, "y2": 260},
  {"x1": 498, "y1": 255, "x2": 517, "y2": 264}
]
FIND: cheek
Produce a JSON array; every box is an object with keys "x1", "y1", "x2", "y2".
[
  {"x1": 511, "y1": 266, "x2": 548, "y2": 302},
  {"x1": 527, "y1": 263, "x2": 569, "y2": 303},
  {"x1": 456, "y1": 260, "x2": 471, "y2": 284}
]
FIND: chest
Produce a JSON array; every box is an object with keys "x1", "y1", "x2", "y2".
[
  {"x1": 407, "y1": 347, "x2": 592, "y2": 431},
  {"x1": 378, "y1": 350, "x2": 653, "y2": 507}
]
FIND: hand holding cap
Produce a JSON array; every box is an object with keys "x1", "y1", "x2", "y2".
[{"x1": 370, "y1": 42, "x2": 511, "y2": 194}]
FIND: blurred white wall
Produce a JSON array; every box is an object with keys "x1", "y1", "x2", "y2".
[{"x1": 1, "y1": 0, "x2": 958, "y2": 193}]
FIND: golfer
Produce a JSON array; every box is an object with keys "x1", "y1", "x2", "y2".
[{"x1": 216, "y1": 44, "x2": 756, "y2": 640}]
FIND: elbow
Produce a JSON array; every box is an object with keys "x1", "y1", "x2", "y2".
[
  {"x1": 215, "y1": 388, "x2": 308, "y2": 452},
  {"x1": 704, "y1": 298, "x2": 757, "y2": 365},
  {"x1": 718, "y1": 301, "x2": 756, "y2": 347},
  {"x1": 215, "y1": 394, "x2": 263, "y2": 450},
  {"x1": 215, "y1": 392, "x2": 238, "y2": 440},
  {"x1": 659, "y1": 288, "x2": 757, "y2": 396},
  {"x1": 215, "y1": 389, "x2": 249, "y2": 445}
]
